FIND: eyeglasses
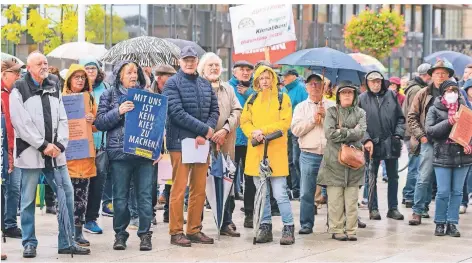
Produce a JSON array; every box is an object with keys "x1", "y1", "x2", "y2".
[
  {"x1": 73, "y1": 75, "x2": 86, "y2": 81},
  {"x1": 306, "y1": 82, "x2": 322, "y2": 88},
  {"x1": 85, "y1": 67, "x2": 97, "y2": 72}
]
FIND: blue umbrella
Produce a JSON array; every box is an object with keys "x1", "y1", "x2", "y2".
[
  {"x1": 276, "y1": 47, "x2": 366, "y2": 85},
  {"x1": 425, "y1": 51, "x2": 472, "y2": 77}
]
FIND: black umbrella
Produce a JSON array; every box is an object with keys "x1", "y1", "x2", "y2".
[
  {"x1": 165, "y1": 38, "x2": 206, "y2": 58},
  {"x1": 101, "y1": 36, "x2": 181, "y2": 67}
]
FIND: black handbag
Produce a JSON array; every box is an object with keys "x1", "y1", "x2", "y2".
[{"x1": 95, "y1": 132, "x2": 108, "y2": 175}]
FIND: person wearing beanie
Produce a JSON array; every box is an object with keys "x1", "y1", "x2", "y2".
[
  {"x1": 408, "y1": 60, "x2": 454, "y2": 225},
  {"x1": 78, "y1": 56, "x2": 113, "y2": 235},
  {"x1": 425, "y1": 80, "x2": 472, "y2": 237}
]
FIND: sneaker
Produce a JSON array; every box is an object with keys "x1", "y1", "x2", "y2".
[
  {"x1": 139, "y1": 232, "x2": 153, "y2": 251},
  {"x1": 128, "y1": 217, "x2": 139, "y2": 230},
  {"x1": 58, "y1": 244, "x2": 90, "y2": 255},
  {"x1": 434, "y1": 224, "x2": 446, "y2": 236},
  {"x1": 84, "y1": 221, "x2": 103, "y2": 234},
  {"x1": 3, "y1": 227, "x2": 22, "y2": 238},
  {"x1": 23, "y1": 245, "x2": 36, "y2": 258},
  {"x1": 102, "y1": 203, "x2": 114, "y2": 217},
  {"x1": 459, "y1": 205, "x2": 467, "y2": 214},
  {"x1": 386, "y1": 209, "x2": 404, "y2": 220},
  {"x1": 408, "y1": 213, "x2": 422, "y2": 226},
  {"x1": 369, "y1": 210, "x2": 381, "y2": 220}
]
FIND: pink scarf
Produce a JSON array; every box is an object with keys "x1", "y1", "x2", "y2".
[{"x1": 441, "y1": 97, "x2": 458, "y2": 143}]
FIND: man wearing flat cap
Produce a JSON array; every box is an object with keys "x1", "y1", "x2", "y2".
[
  {"x1": 163, "y1": 46, "x2": 219, "y2": 247},
  {"x1": 358, "y1": 71, "x2": 405, "y2": 222},
  {"x1": 408, "y1": 60, "x2": 455, "y2": 225},
  {"x1": 150, "y1": 65, "x2": 176, "y2": 94}
]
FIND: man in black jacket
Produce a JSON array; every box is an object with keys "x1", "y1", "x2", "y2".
[{"x1": 358, "y1": 71, "x2": 406, "y2": 221}]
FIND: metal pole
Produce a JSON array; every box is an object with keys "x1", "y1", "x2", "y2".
[
  {"x1": 110, "y1": 4, "x2": 113, "y2": 47},
  {"x1": 422, "y1": 5, "x2": 433, "y2": 58},
  {"x1": 78, "y1": 5, "x2": 86, "y2": 42},
  {"x1": 104, "y1": 4, "x2": 107, "y2": 48}
]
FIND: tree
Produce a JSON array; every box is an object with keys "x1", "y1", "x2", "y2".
[
  {"x1": 1, "y1": 4, "x2": 129, "y2": 54},
  {"x1": 344, "y1": 9, "x2": 406, "y2": 59}
]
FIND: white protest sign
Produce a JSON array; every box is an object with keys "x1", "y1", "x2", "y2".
[{"x1": 229, "y1": 4, "x2": 297, "y2": 54}]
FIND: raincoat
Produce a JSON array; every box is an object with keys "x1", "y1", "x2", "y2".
[
  {"x1": 317, "y1": 86, "x2": 367, "y2": 187},
  {"x1": 62, "y1": 64, "x2": 97, "y2": 178},
  {"x1": 240, "y1": 66, "x2": 292, "y2": 177}
]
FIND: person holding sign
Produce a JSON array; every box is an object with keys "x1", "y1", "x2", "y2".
[
  {"x1": 163, "y1": 46, "x2": 219, "y2": 247},
  {"x1": 240, "y1": 65, "x2": 295, "y2": 245},
  {"x1": 62, "y1": 64, "x2": 98, "y2": 248},
  {"x1": 95, "y1": 61, "x2": 155, "y2": 251},
  {"x1": 198, "y1": 52, "x2": 243, "y2": 237},
  {"x1": 425, "y1": 80, "x2": 472, "y2": 237}
]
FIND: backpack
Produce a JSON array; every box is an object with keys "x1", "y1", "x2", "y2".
[{"x1": 247, "y1": 91, "x2": 284, "y2": 110}]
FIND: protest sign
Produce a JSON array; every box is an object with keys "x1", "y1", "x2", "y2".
[
  {"x1": 229, "y1": 4, "x2": 296, "y2": 54},
  {"x1": 123, "y1": 89, "x2": 168, "y2": 160},
  {"x1": 449, "y1": 105, "x2": 472, "y2": 147},
  {"x1": 232, "y1": 41, "x2": 297, "y2": 64},
  {"x1": 63, "y1": 93, "x2": 95, "y2": 160}
]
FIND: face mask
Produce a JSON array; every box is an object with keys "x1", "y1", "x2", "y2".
[{"x1": 444, "y1": 92, "x2": 458, "y2": 104}]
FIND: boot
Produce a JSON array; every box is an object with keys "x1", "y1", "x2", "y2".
[
  {"x1": 357, "y1": 217, "x2": 367, "y2": 228},
  {"x1": 255, "y1": 223, "x2": 273, "y2": 243},
  {"x1": 280, "y1": 225, "x2": 295, "y2": 245},
  {"x1": 408, "y1": 213, "x2": 422, "y2": 226},
  {"x1": 74, "y1": 226, "x2": 90, "y2": 247},
  {"x1": 434, "y1": 224, "x2": 446, "y2": 236},
  {"x1": 386, "y1": 209, "x2": 404, "y2": 220},
  {"x1": 139, "y1": 232, "x2": 152, "y2": 251},
  {"x1": 369, "y1": 210, "x2": 381, "y2": 220},
  {"x1": 244, "y1": 215, "x2": 253, "y2": 228},
  {"x1": 446, "y1": 223, "x2": 460, "y2": 237}
]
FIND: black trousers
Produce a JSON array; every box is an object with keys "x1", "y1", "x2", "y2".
[
  {"x1": 85, "y1": 169, "x2": 107, "y2": 222},
  {"x1": 152, "y1": 163, "x2": 158, "y2": 218},
  {"x1": 45, "y1": 184, "x2": 55, "y2": 207}
]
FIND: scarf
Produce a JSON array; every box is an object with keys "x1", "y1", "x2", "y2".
[{"x1": 441, "y1": 96, "x2": 458, "y2": 143}]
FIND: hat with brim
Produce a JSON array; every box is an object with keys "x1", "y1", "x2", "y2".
[
  {"x1": 1, "y1": 59, "x2": 25, "y2": 73},
  {"x1": 338, "y1": 85, "x2": 357, "y2": 93},
  {"x1": 155, "y1": 65, "x2": 177, "y2": 75},
  {"x1": 366, "y1": 72, "x2": 383, "y2": 81},
  {"x1": 427, "y1": 60, "x2": 454, "y2": 78},
  {"x1": 233, "y1": 60, "x2": 254, "y2": 70}
]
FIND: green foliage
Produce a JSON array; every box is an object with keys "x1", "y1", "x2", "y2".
[
  {"x1": 85, "y1": 4, "x2": 128, "y2": 44},
  {"x1": 344, "y1": 9, "x2": 406, "y2": 59},
  {"x1": 1, "y1": 5, "x2": 25, "y2": 44}
]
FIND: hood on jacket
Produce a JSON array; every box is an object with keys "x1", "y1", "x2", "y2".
[
  {"x1": 79, "y1": 56, "x2": 104, "y2": 87},
  {"x1": 252, "y1": 65, "x2": 278, "y2": 94},
  {"x1": 285, "y1": 77, "x2": 304, "y2": 91},
  {"x1": 62, "y1": 64, "x2": 91, "y2": 95},
  {"x1": 405, "y1": 76, "x2": 428, "y2": 93},
  {"x1": 365, "y1": 70, "x2": 387, "y2": 95},
  {"x1": 336, "y1": 80, "x2": 359, "y2": 107},
  {"x1": 111, "y1": 60, "x2": 146, "y2": 89},
  {"x1": 463, "y1": 79, "x2": 472, "y2": 92}
]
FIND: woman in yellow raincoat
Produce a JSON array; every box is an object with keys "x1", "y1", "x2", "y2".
[
  {"x1": 63, "y1": 64, "x2": 97, "y2": 248},
  {"x1": 240, "y1": 65, "x2": 295, "y2": 245}
]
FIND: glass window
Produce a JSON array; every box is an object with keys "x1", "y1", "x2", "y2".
[
  {"x1": 318, "y1": 4, "x2": 328, "y2": 23},
  {"x1": 331, "y1": 5, "x2": 341, "y2": 24},
  {"x1": 415, "y1": 5, "x2": 422, "y2": 32},
  {"x1": 216, "y1": 5, "x2": 229, "y2": 13},
  {"x1": 393, "y1": 4, "x2": 402, "y2": 14},
  {"x1": 434, "y1": 8, "x2": 442, "y2": 37}
]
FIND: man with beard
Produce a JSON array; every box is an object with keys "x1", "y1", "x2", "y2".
[
  {"x1": 408, "y1": 60, "x2": 454, "y2": 225},
  {"x1": 10, "y1": 51, "x2": 90, "y2": 257}
]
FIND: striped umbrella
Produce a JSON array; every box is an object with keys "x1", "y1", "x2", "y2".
[
  {"x1": 349, "y1": 53, "x2": 387, "y2": 73},
  {"x1": 1, "y1": 52, "x2": 24, "y2": 65},
  {"x1": 101, "y1": 36, "x2": 181, "y2": 67}
]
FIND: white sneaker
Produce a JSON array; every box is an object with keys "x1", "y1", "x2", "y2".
[{"x1": 459, "y1": 205, "x2": 467, "y2": 214}]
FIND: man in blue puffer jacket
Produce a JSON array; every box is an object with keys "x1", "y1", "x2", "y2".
[
  {"x1": 163, "y1": 46, "x2": 219, "y2": 247},
  {"x1": 282, "y1": 69, "x2": 308, "y2": 199}
]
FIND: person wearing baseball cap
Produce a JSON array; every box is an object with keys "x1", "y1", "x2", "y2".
[
  {"x1": 282, "y1": 68, "x2": 308, "y2": 200},
  {"x1": 163, "y1": 45, "x2": 219, "y2": 247},
  {"x1": 407, "y1": 60, "x2": 455, "y2": 225},
  {"x1": 1, "y1": 58, "x2": 24, "y2": 241},
  {"x1": 358, "y1": 71, "x2": 406, "y2": 222}
]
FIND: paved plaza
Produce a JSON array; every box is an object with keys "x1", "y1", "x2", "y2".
[{"x1": 2, "y1": 151, "x2": 472, "y2": 262}]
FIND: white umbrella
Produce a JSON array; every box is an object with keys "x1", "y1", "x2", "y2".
[{"x1": 47, "y1": 42, "x2": 107, "y2": 60}]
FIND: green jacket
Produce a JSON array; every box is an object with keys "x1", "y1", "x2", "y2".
[{"x1": 317, "y1": 93, "x2": 367, "y2": 187}]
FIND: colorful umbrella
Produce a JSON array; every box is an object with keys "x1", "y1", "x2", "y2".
[{"x1": 349, "y1": 53, "x2": 387, "y2": 73}]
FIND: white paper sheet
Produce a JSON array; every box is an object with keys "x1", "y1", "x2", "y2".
[{"x1": 181, "y1": 138, "x2": 210, "y2": 164}]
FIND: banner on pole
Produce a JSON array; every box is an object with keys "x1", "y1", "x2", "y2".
[{"x1": 229, "y1": 4, "x2": 297, "y2": 54}]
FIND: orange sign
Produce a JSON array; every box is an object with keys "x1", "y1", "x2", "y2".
[{"x1": 232, "y1": 41, "x2": 297, "y2": 65}]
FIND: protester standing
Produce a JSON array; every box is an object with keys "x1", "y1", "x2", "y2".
[
  {"x1": 163, "y1": 46, "x2": 219, "y2": 247},
  {"x1": 95, "y1": 61, "x2": 155, "y2": 251},
  {"x1": 388, "y1": 77, "x2": 405, "y2": 106}
]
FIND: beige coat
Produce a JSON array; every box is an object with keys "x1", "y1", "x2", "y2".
[
  {"x1": 291, "y1": 98, "x2": 336, "y2": 155},
  {"x1": 213, "y1": 81, "x2": 242, "y2": 160}
]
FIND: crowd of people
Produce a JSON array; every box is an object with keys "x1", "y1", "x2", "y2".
[{"x1": 1, "y1": 46, "x2": 472, "y2": 259}]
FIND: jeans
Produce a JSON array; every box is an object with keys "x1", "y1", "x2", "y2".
[
  {"x1": 20, "y1": 166, "x2": 74, "y2": 249},
  {"x1": 45, "y1": 184, "x2": 55, "y2": 207},
  {"x1": 363, "y1": 167, "x2": 369, "y2": 201},
  {"x1": 413, "y1": 142, "x2": 435, "y2": 214},
  {"x1": 299, "y1": 151, "x2": 322, "y2": 230},
  {"x1": 101, "y1": 169, "x2": 113, "y2": 208},
  {"x1": 4, "y1": 167, "x2": 21, "y2": 229},
  {"x1": 434, "y1": 166, "x2": 469, "y2": 224},
  {"x1": 403, "y1": 155, "x2": 419, "y2": 201},
  {"x1": 287, "y1": 132, "x2": 301, "y2": 195},
  {"x1": 253, "y1": 176, "x2": 294, "y2": 226},
  {"x1": 129, "y1": 181, "x2": 138, "y2": 219},
  {"x1": 369, "y1": 158, "x2": 400, "y2": 211},
  {"x1": 85, "y1": 168, "x2": 107, "y2": 222},
  {"x1": 110, "y1": 159, "x2": 154, "y2": 238},
  {"x1": 382, "y1": 161, "x2": 387, "y2": 179},
  {"x1": 461, "y1": 167, "x2": 472, "y2": 207}
]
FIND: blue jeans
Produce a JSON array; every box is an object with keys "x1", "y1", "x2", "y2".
[
  {"x1": 403, "y1": 155, "x2": 419, "y2": 201},
  {"x1": 20, "y1": 166, "x2": 74, "y2": 249},
  {"x1": 461, "y1": 167, "x2": 472, "y2": 207},
  {"x1": 382, "y1": 161, "x2": 387, "y2": 179},
  {"x1": 369, "y1": 158, "x2": 400, "y2": 210},
  {"x1": 110, "y1": 159, "x2": 154, "y2": 238},
  {"x1": 129, "y1": 181, "x2": 138, "y2": 219},
  {"x1": 413, "y1": 142, "x2": 434, "y2": 214},
  {"x1": 101, "y1": 169, "x2": 113, "y2": 207},
  {"x1": 434, "y1": 166, "x2": 469, "y2": 224},
  {"x1": 288, "y1": 132, "x2": 301, "y2": 195},
  {"x1": 253, "y1": 176, "x2": 294, "y2": 226},
  {"x1": 4, "y1": 167, "x2": 21, "y2": 229},
  {"x1": 299, "y1": 151, "x2": 322, "y2": 230}
]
